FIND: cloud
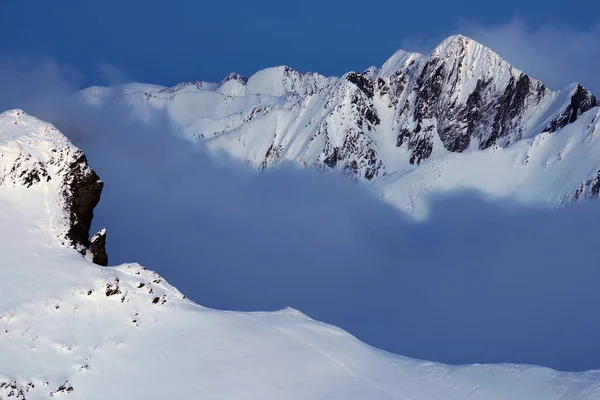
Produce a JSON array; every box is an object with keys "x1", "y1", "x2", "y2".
[
  {"x1": 98, "y1": 62, "x2": 132, "y2": 86},
  {"x1": 0, "y1": 56, "x2": 131, "y2": 117},
  {"x1": 401, "y1": 17, "x2": 600, "y2": 94},
  {"x1": 0, "y1": 56, "x2": 83, "y2": 118}
]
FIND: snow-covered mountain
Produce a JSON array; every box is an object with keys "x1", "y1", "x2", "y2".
[
  {"x1": 67, "y1": 34, "x2": 600, "y2": 216},
  {"x1": 2, "y1": 109, "x2": 600, "y2": 399},
  {"x1": 0, "y1": 109, "x2": 107, "y2": 264}
]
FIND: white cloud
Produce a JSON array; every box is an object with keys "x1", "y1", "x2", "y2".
[
  {"x1": 98, "y1": 61, "x2": 131, "y2": 86},
  {"x1": 0, "y1": 56, "x2": 82, "y2": 118}
]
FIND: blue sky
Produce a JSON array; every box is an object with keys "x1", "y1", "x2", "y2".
[{"x1": 1, "y1": 0, "x2": 599, "y2": 90}]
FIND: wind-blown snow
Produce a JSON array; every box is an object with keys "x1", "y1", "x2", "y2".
[{"x1": 1, "y1": 110, "x2": 600, "y2": 400}]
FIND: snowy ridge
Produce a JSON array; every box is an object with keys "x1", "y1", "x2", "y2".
[
  {"x1": 1, "y1": 111, "x2": 600, "y2": 399},
  {"x1": 0, "y1": 110, "x2": 105, "y2": 256},
  {"x1": 68, "y1": 35, "x2": 600, "y2": 214}
]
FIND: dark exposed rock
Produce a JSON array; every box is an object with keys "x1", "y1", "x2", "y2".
[
  {"x1": 399, "y1": 49, "x2": 551, "y2": 157},
  {"x1": 359, "y1": 103, "x2": 380, "y2": 126},
  {"x1": 90, "y1": 229, "x2": 108, "y2": 266},
  {"x1": 0, "y1": 379, "x2": 33, "y2": 400},
  {"x1": 482, "y1": 75, "x2": 534, "y2": 149},
  {"x1": 546, "y1": 84, "x2": 600, "y2": 133},
  {"x1": 573, "y1": 170, "x2": 600, "y2": 201},
  {"x1": 1, "y1": 133, "x2": 107, "y2": 265},
  {"x1": 7, "y1": 156, "x2": 52, "y2": 188},
  {"x1": 244, "y1": 105, "x2": 272, "y2": 123},
  {"x1": 259, "y1": 141, "x2": 284, "y2": 170},
  {"x1": 323, "y1": 147, "x2": 341, "y2": 169},
  {"x1": 388, "y1": 72, "x2": 408, "y2": 108},
  {"x1": 222, "y1": 72, "x2": 248, "y2": 85},
  {"x1": 62, "y1": 152, "x2": 104, "y2": 255},
  {"x1": 397, "y1": 61, "x2": 445, "y2": 165},
  {"x1": 50, "y1": 382, "x2": 73, "y2": 397},
  {"x1": 105, "y1": 278, "x2": 121, "y2": 297},
  {"x1": 377, "y1": 78, "x2": 389, "y2": 96},
  {"x1": 439, "y1": 78, "x2": 492, "y2": 152},
  {"x1": 408, "y1": 136, "x2": 434, "y2": 165},
  {"x1": 322, "y1": 135, "x2": 382, "y2": 180},
  {"x1": 317, "y1": 77, "x2": 383, "y2": 179},
  {"x1": 346, "y1": 72, "x2": 375, "y2": 99},
  {"x1": 17, "y1": 161, "x2": 51, "y2": 187}
]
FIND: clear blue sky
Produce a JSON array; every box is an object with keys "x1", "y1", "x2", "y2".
[{"x1": 1, "y1": 0, "x2": 599, "y2": 87}]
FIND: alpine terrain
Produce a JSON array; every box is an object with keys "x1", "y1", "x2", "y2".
[
  {"x1": 1, "y1": 108, "x2": 600, "y2": 399},
  {"x1": 1, "y1": 32, "x2": 600, "y2": 399},
  {"x1": 64, "y1": 34, "x2": 600, "y2": 216}
]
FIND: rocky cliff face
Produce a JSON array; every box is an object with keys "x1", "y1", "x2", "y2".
[
  {"x1": 62, "y1": 152, "x2": 104, "y2": 254},
  {"x1": 0, "y1": 109, "x2": 107, "y2": 264}
]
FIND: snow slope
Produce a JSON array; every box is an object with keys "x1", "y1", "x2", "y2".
[
  {"x1": 2, "y1": 114, "x2": 600, "y2": 398},
  {"x1": 59, "y1": 35, "x2": 600, "y2": 216},
  {"x1": 376, "y1": 106, "x2": 600, "y2": 216}
]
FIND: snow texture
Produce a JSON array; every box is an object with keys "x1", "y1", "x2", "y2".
[{"x1": 1, "y1": 109, "x2": 600, "y2": 400}]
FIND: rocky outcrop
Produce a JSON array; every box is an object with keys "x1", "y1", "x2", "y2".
[
  {"x1": 573, "y1": 170, "x2": 600, "y2": 201},
  {"x1": 346, "y1": 72, "x2": 375, "y2": 99},
  {"x1": 545, "y1": 84, "x2": 599, "y2": 133},
  {"x1": 394, "y1": 35, "x2": 551, "y2": 164},
  {"x1": 0, "y1": 110, "x2": 107, "y2": 265},
  {"x1": 63, "y1": 152, "x2": 104, "y2": 253},
  {"x1": 90, "y1": 228, "x2": 108, "y2": 266}
]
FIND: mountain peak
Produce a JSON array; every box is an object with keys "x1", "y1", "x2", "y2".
[
  {"x1": 430, "y1": 34, "x2": 508, "y2": 70},
  {"x1": 433, "y1": 34, "x2": 485, "y2": 53},
  {"x1": 439, "y1": 33, "x2": 473, "y2": 45},
  {"x1": 221, "y1": 72, "x2": 248, "y2": 85}
]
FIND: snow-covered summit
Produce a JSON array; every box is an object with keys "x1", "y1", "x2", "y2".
[{"x1": 1, "y1": 112, "x2": 600, "y2": 399}]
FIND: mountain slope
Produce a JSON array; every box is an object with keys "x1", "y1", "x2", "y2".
[
  {"x1": 1, "y1": 110, "x2": 600, "y2": 399},
  {"x1": 0, "y1": 109, "x2": 106, "y2": 262},
  {"x1": 62, "y1": 35, "x2": 600, "y2": 215},
  {"x1": 377, "y1": 106, "x2": 600, "y2": 215}
]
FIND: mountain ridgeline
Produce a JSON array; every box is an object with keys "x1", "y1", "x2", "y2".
[{"x1": 73, "y1": 34, "x2": 600, "y2": 214}]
